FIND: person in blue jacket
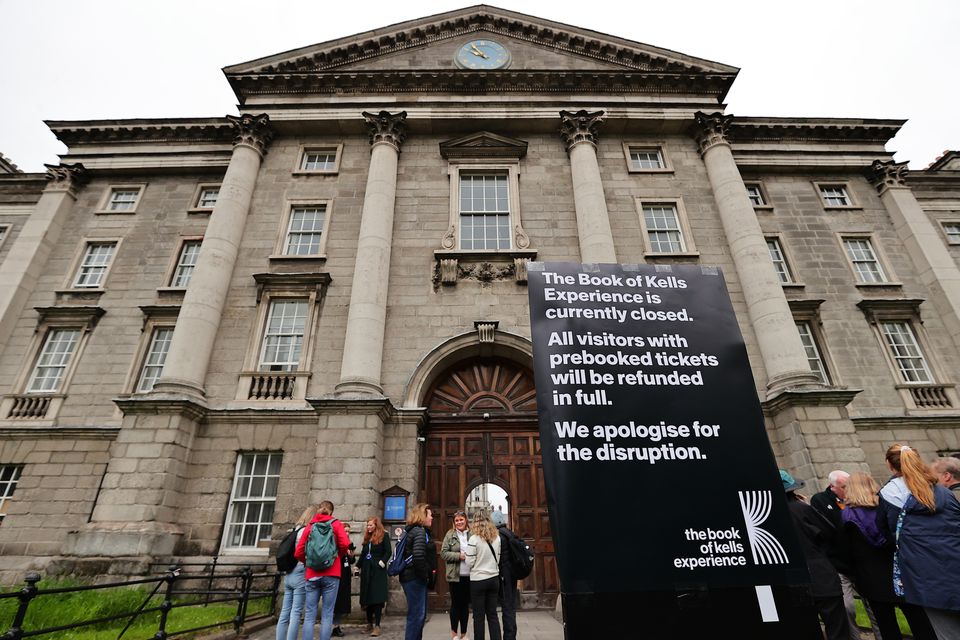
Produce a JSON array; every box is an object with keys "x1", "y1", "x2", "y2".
[{"x1": 877, "y1": 443, "x2": 960, "y2": 639}]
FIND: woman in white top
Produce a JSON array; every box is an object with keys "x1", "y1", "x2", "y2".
[
  {"x1": 277, "y1": 504, "x2": 318, "y2": 640},
  {"x1": 441, "y1": 510, "x2": 472, "y2": 640},
  {"x1": 465, "y1": 515, "x2": 502, "y2": 640}
]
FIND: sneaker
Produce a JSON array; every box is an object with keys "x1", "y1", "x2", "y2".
[
  {"x1": 371, "y1": 626, "x2": 382, "y2": 637},
  {"x1": 332, "y1": 627, "x2": 344, "y2": 637}
]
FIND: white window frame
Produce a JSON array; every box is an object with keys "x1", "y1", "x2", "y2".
[
  {"x1": 790, "y1": 301, "x2": 837, "y2": 387},
  {"x1": 940, "y1": 220, "x2": 960, "y2": 246},
  {"x1": 744, "y1": 182, "x2": 772, "y2": 209},
  {"x1": 293, "y1": 144, "x2": 343, "y2": 175},
  {"x1": 0, "y1": 465, "x2": 23, "y2": 524},
  {"x1": 796, "y1": 321, "x2": 830, "y2": 384},
  {"x1": 0, "y1": 224, "x2": 9, "y2": 250},
  {"x1": 274, "y1": 201, "x2": 333, "y2": 258},
  {"x1": 136, "y1": 326, "x2": 175, "y2": 393},
  {"x1": 26, "y1": 328, "x2": 83, "y2": 393},
  {"x1": 635, "y1": 199, "x2": 698, "y2": 256},
  {"x1": 839, "y1": 234, "x2": 897, "y2": 286},
  {"x1": 880, "y1": 321, "x2": 934, "y2": 384},
  {"x1": 622, "y1": 143, "x2": 673, "y2": 173},
  {"x1": 458, "y1": 171, "x2": 512, "y2": 251},
  {"x1": 96, "y1": 184, "x2": 146, "y2": 214},
  {"x1": 814, "y1": 181, "x2": 858, "y2": 209},
  {"x1": 766, "y1": 236, "x2": 795, "y2": 284},
  {"x1": 446, "y1": 162, "x2": 524, "y2": 253},
  {"x1": 169, "y1": 239, "x2": 202, "y2": 288},
  {"x1": 257, "y1": 299, "x2": 310, "y2": 373},
  {"x1": 188, "y1": 183, "x2": 221, "y2": 213},
  {"x1": 71, "y1": 241, "x2": 119, "y2": 289},
  {"x1": 222, "y1": 452, "x2": 283, "y2": 552}
]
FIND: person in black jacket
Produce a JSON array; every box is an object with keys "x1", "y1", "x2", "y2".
[
  {"x1": 781, "y1": 469, "x2": 850, "y2": 640},
  {"x1": 490, "y1": 510, "x2": 518, "y2": 640},
  {"x1": 332, "y1": 523, "x2": 356, "y2": 637},
  {"x1": 400, "y1": 503, "x2": 436, "y2": 640}
]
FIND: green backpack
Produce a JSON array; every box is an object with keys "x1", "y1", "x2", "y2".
[{"x1": 305, "y1": 519, "x2": 339, "y2": 571}]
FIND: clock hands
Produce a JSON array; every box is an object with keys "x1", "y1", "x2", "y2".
[{"x1": 469, "y1": 43, "x2": 489, "y2": 59}]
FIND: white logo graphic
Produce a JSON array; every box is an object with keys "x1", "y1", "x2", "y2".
[{"x1": 738, "y1": 490, "x2": 788, "y2": 565}]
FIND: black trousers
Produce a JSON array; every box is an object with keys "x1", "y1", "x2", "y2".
[
  {"x1": 868, "y1": 600, "x2": 938, "y2": 640},
  {"x1": 448, "y1": 576, "x2": 471, "y2": 634},
  {"x1": 499, "y1": 575, "x2": 518, "y2": 640},
  {"x1": 365, "y1": 603, "x2": 383, "y2": 626},
  {"x1": 815, "y1": 595, "x2": 851, "y2": 640},
  {"x1": 470, "y1": 576, "x2": 501, "y2": 640}
]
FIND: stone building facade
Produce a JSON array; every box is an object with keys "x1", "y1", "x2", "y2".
[{"x1": 0, "y1": 5, "x2": 959, "y2": 607}]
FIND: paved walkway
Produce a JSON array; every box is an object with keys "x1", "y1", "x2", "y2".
[{"x1": 247, "y1": 611, "x2": 564, "y2": 640}]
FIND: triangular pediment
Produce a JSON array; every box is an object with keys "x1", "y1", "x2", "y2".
[
  {"x1": 440, "y1": 131, "x2": 528, "y2": 159},
  {"x1": 225, "y1": 5, "x2": 737, "y2": 76}
]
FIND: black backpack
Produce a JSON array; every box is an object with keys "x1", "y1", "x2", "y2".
[
  {"x1": 276, "y1": 526, "x2": 302, "y2": 573},
  {"x1": 500, "y1": 529, "x2": 534, "y2": 580}
]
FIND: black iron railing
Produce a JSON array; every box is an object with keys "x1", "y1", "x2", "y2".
[{"x1": 0, "y1": 562, "x2": 281, "y2": 640}]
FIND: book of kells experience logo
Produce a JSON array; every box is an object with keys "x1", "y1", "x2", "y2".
[{"x1": 673, "y1": 491, "x2": 788, "y2": 571}]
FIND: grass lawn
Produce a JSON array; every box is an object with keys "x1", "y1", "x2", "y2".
[
  {"x1": 855, "y1": 598, "x2": 913, "y2": 636},
  {"x1": 0, "y1": 578, "x2": 271, "y2": 640}
]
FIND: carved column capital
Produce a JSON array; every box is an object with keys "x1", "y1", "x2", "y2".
[
  {"x1": 693, "y1": 111, "x2": 733, "y2": 156},
  {"x1": 868, "y1": 159, "x2": 909, "y2": 194},
  {"x1": 43, "y1": 162, "x2": 89, "y2": 195},
  {"x1": 559, "y1": 110, "x2": 604, "y2": 151},
  {"x1": 362, "y1": 110, "x2": 408, "y2": 151},
  {"x1": 227, "y1": 113, "x2": 274, "y2": 156}
]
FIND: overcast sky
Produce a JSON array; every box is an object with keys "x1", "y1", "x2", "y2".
[{"x1": 1, "y1": 1, "x2": 957, "y2": 172}]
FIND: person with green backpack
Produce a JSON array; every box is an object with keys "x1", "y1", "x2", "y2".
[{"x1": 295, "y1": 500, "x2": 351, "y2": 640}]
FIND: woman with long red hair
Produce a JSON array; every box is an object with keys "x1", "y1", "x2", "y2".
[
  {"x1": 877, "y1": 443, "x2": 960, "y2": 638},
  {"x1": 358, "y1": 516, "x2": 391, "y2": 637}
]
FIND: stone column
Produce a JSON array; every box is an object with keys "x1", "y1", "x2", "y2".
[
  {"x1": 0, "y1": 163, "x2": 88, "y2": 353},
  {"x1": 152, "y1": 113, "x2": 273, "y2": 399},
  {"x1": 694, "y1": 112, "x2": 819, "y2": 396},
  {"x1": 336, "y1": 111, "x2": 407, "y2": 397},
  {"x1": 559, "y1": 110, "x2": 617, "y2": 264},
  {"x1": 868, "y1": 159, "x2": 960, "y2": 353}
]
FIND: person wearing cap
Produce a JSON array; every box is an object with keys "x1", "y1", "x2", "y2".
[
  {"x1": 490, "y1": 509, "x2": 519, "y2": 640},
  {"x1": 780, "y1": 469, "x2": 850, "y2": 640}
]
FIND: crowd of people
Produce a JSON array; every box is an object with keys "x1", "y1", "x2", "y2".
[
  {"x1": 783, "y1": 444, "x2": 960, "y2": 640},
  {"x1": 273, "y1": 500, "x2": 522, "y2": 640}
]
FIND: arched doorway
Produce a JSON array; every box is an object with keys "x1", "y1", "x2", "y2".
[{"x1": 421, "y1": 357, "x2": 558, "y2": 609}]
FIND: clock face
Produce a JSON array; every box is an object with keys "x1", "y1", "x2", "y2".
[{"x1": 455, "y1": 39, "x2": 511, "y2": 70}]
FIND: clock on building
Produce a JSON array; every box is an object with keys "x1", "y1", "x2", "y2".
[{"x1": 455, "y1": 39, "x2": 511, "y2": 70}]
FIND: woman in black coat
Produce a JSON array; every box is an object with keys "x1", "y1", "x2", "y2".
[
  {"x1": 841, "y1": 472, "x2": 935, "y2": 640},
  {"x1": 332, "y1": 523, "x2": 356, "y2": 637},
  {"x1": 358, "y1": 516, "x2": 392, "y2": 637}
]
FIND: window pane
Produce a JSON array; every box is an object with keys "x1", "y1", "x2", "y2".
[
  {"x1": 259, "y1": 300, "x2": 308, "y2": 371},
  {"x1": 137, "y1": 327, "x2": 174, "y2": 392},
  {"x1": 746, "y1": 185, "x2": 765, "y2": 206},
  {"x1": 27, "y1": 329, "x2": 81, "y2": 392},
  {"x1": 766, "y1": 238, "x2": 791, "y2": 283},
  {"x1": 198, "y1": 188, "x2": 219, "y2": 209},
  {"x1": 459, "y1": 174, "x2": 510, "y2": 250},
  {"x1": 643, "y1": 205, "x2": 685, "y2": 253},
  {"x1": 821, "y1": 185, "x2": 850, "y2": 207},
  {"x1": 225, "y1": 453, "x2": 282, "y2": 549},
  {"x1": 881, "y1": 322, "x2": 933, "y2": 383},
  {"x1": 629, "y1": 149, "x2": 664, "y2": 170},
  {"x1": 172, "y1": 241, "x2": 201, "y2": 288},
  {"x1": 0, "y1": 465, "x2": 23, "y2": 523},
  {"x1": 943, "y1": 223, "x2": 960, "y2": 244},
  {"x1": 302, "y1": 151, "x2": 337, "y2": 171},
  {"x1": 74, "y1": 243, "x2": 117, "y2": 288},
  {"x1": 796, "y1": 322, "x2": 829, "y2": 384},
  {"x1": 843, "y1": 238, "x2": 886, "y2": 283},
  {"x1": 284, "y1": 207, "x2": 326, "y2": 255},
  {"x1": 109, "y1": 189, "x2": 140, "y2": 211}
]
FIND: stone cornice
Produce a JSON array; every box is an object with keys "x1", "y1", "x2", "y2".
[
  {"x1": 0, "y1": 425, "x2": 119, "y2": 440},
  {"x1": 852, "y1": 415, "x2": 960, "y2": 430},
  {"x1": 439, "y1": 131, "x2": 528, "y2": 159},
  {"x1": 727, "y1": 117, "x2": 905, "y2": 145},
  {"x1": 226, "y1": 9, "x2": 737, "y2": 77},
  {"x1": 761, "y1": 387, "x2": 862, "y2": 415},
  {"x1": 867, "y1": 159, "x2": 909, "y2": 194},
  {"x1": 227, "y1": 70, "x2": 735, "y2": 100},
  {"x1": 46, "y1": 118, "x2": 236, "y2": 147}
]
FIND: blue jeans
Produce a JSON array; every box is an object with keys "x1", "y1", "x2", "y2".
[
  {"x1": 302, "y1": 576, "x2": 340, "y2": 640},
  {"x1": 276, "y1": 564, "x2": 306, "y2": 640},
  {"x1": 402, "y1": 579, "x2": 428, "y2": 640}
]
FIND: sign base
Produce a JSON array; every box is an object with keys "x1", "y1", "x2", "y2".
[{"x1": 561, "y1": 585, "x2": 822, "y2": 639}]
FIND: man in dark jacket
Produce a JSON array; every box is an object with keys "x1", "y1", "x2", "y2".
[
  {"x1": 931, "y1": 456, "x2": 960, "y2": 501},
  {"x1": 782, "y1": 470, "x2": 851, "y2": 640},
  {"x1": 811, "y1": 470, "x2": 869, "y2": 640},
  {"x1": 491, "y1": 510, "x2": 519, "y2": 640}
]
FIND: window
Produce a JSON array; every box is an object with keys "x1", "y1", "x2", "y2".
[
  {"x1": 295, "y1": 145, "x2": 342, "y2": 174},
  {"x1": 98, "y1": 185, "x2": 145, "y2": 213},
  {"x1": 0, "y1": 465, "x2": 22, "y2": 524},
  {"x1": 942, "y1": 222, "x2": 960, "y2": 245},
  {"x1": 27, "y1": 328, "x2": 81, "y2": 393},
  {"x1": 766, "y1": 237, "x2": 793, "y2": 284},
  {"x1": 641, "y1": 204, "x2": 686, "y2": 253},
  {"x1": 284, "y1": 206, "x2": 327, "y2": 256},
  {"x1": 224, "y1": 452, "x2": 282, "y2": 549},
  {"x1": 259, "y1": 299, "x2": 308, "y2": 372},
  {"x1": 0, "y1": 224, "x2": 8, "y2": 248},
  {"x1": 842, "y1": 237, "x2": 887, "y2": 283},
  {"x1": 880, "y1": 321, "x2": 933, "y2": 384},
  {"x1": 197, "y1": 187, "x2": 219, "y2": 209},
  {"x1": 460, "y1": 173, "x2": 511, "y2": 250},
  {"x1": 816, "y1": 183, "x2": 855, "y2": 208},
  {"x1": 136, "y1": 327, "x2": 173, "y2": 392},
  {"x1": 171, "y1": 241, "x2": 201, "y2": 288},
  {"x1": 796, "y1": 321, "x2": 829, "y2": 384},
  {"x1": 745, "y1": 184, "x2": 767, "y2": 207},
  {"x1": 73, "y1": 242, "x2": 117, "y2": 288},
  {"x1": 622, "y1": 143, "x2": 672, "y2": 173}
]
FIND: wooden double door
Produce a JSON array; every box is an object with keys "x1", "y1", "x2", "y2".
[{"x1": 421, "y1": 358, "x2": 558, "y2": 610}]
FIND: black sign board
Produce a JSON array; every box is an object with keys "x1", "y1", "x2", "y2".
[{"x1": 527, "y1": 263, "x2": 818, "y2": 638}]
